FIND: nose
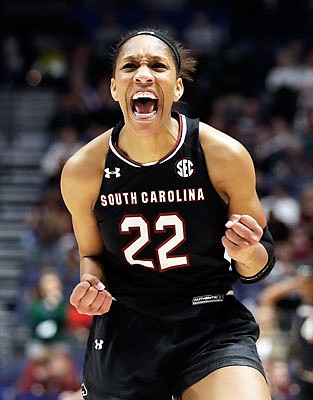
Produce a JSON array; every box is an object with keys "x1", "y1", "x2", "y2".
[{"x1": 133, "y1": 65, "x2": 155, "y2": 84}]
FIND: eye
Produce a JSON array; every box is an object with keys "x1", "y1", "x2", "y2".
[
  {"x1": 122, "y1": 63, "x2": 137, "y2": 70},
  {"x1": 152, "y1": 62, "x2": 167, "y2": 70}
]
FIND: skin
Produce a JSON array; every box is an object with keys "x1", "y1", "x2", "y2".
[{"x1": 61, "y1": 34, "x2": 271, "y2": 400}]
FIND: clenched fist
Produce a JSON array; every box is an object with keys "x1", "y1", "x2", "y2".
[
  {"x1": 222, "y1": 214, "x2": 263, "y2": 266},
  {"x1": 70, "y1": 273, "x2": 113, "y2": 315}
]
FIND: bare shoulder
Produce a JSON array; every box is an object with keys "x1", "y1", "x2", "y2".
[
  {"x1": 61, "y1": 129, "x2": 112, "y2": 209},
  {"x1": 199, "y1": 122, "x2": 251, "y2": 163},
  {"x1": 199, "y1": 122, "x2": 256, "y2": 202},
  {"x1": 62, "y1": 130, "x2": 111, "y2": 182}
]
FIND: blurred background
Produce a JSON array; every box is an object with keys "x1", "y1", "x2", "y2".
[{"x1": 0, "y1": 1, "x2": 312, "y2": 399}]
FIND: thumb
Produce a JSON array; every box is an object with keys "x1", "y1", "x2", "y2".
[{"x1": 81, "y1": 273, "x2": 106, "y2": 291}]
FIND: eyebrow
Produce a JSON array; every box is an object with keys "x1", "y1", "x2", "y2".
[{"x1": 119, "y1": 54, "x2": 170, "y2": 63}]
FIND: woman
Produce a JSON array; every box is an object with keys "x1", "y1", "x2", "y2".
[{"x1": 61, "y1": 29, "x2": 275, "y2": 400}]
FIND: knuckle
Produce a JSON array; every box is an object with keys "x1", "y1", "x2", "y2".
[
  {"x1": 76, "y1": 307, "x2": 87, "y2": 315},
  {"x1": 88, "y1": 286, "x2": 98, "y2": 294}
]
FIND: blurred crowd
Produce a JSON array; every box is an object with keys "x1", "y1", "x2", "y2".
[{"x1": 1, "y1": 1, "x2": 313, "y2": 399}]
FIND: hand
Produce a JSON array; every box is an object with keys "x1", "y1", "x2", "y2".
[
  {"x1": 58, "y1": 390, "x2": 83, "y2": 400},
  {"x1": 221, "y1": 214, "x2": 263, "y2": 266},
  {"x1": 70, "y1": 273, "x2": 112, "y2": 315}
]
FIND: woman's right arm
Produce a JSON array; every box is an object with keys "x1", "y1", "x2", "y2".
[{"x1": 60, "y1": 138, "x2": 113, "y2": 316}]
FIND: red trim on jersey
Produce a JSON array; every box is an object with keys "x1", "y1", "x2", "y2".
[{"x1": 158, "y1": 112, "x2": 183, "y2": 164}]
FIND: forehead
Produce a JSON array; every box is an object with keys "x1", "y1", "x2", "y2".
[{"x1": 118, "y1": 35, "x2": 173, "y2": 61}]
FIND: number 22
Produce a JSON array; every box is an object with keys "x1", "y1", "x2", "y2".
[{"x1": 120, "y1": 213, "x2": 190, "y2": 271}]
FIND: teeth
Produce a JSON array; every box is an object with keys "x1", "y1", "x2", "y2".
[
  {"x1": 134, "y1": 111, "x2": 157, "y2": 118},
  {"x1": 132, "y1": 92, "x2": 157, "y2": 100}
]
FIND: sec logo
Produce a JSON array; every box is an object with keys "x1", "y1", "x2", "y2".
[{"x1": 175, "y1": 158, "x2": 195, "y2": 178}]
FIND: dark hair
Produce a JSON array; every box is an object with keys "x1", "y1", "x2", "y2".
[{"x1": 111, "y1": 28, "x2": 197, "y2": 82}]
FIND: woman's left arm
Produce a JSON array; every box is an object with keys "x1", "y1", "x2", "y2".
[{"x1": 200, "y1": 123, "x2": 275, "y2": 281}]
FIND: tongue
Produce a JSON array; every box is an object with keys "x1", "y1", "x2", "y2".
[{"x1": 134, "y1": 100, "x2": 155, "y2": 114}]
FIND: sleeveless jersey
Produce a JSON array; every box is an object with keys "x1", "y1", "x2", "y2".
[{"x1": 93, "y1": 112, "x2": 237, "y2": 320}]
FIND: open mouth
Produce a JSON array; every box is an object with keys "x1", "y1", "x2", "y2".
[{"x1": 131, "y1": 92, "x2": 159, "y2": 120}]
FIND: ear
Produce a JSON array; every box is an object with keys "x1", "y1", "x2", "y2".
[
  {"x1": 173, "y1": 78, "x2": 184, "y2": 102},
  {"x1": 110, "y1": 78, "x2": 118, "y2": 101}
]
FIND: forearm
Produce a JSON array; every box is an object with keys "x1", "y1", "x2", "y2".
[
  {"x1": 80, "y1": 255, "x2": 108, "y2": 286},
  {"x1": 231, "y1": 225, "x2": 276, "y2": 284},
  {"x1": 70, "y1": 255, "x2": 113, "y2": 315},
  {"x1": 234, "y1": 242, "x2": 268, "y2": 278}
]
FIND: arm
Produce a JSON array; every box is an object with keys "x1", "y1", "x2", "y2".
[
  {"x1": 200, "y1": 123, "x2": 275, "y2": 281},
  {"x1": 60, "y1": 134, "x2": 113, "y2": 315},
  {"x1": 258, "y1": 278, "x2": 302, "y2": 307}
]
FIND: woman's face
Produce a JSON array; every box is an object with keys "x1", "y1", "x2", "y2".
[{"x1": 110, "y1": 35, "x2": 184, "y2": 133}]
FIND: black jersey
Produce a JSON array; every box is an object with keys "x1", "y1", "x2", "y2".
[{"x1": 93, "y1": 112, "x2": 237, "y2": 320}]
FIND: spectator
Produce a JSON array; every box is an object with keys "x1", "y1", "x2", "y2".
[
  {"x1": 91, "y1": 10, "x2": 123, "y2": 63},
  {"x1": 22, "y1": 187, "x2": 72, "y2": 269},
  {"x1": 265, "y1": 47, "x2": 301, "y2": 94},
  {"x1": 261, "y1": 183, "x2": 301, "y2": 229},
  {"x1": 182, "y1": 11, "x2": 225, "y2": 59},
  {"x1": 294, "y1": 107, "x2": 313, "y2": 169},
  {"x1": 1, "y1": 35, "x2": 25, "y2": 86},
  {"x1": 15, "y1": 346, "x2": 81, "y2": 400},
  {"x1": 288, "y1": 226, "x2": 313, "y2": 265},
  {"x1": 26, "y1": 268, "x2": 67, "y2": 346},
  {"x1": 299, "y1": 184, "x2": 313, "y2": 237},
  {"x1": 297, "y1": 49, "x2": 313, "y2": 108},
  {"x1": 265, "y1": 47, "x2": 300, "y2": 122},
  {"x1": 41, "y1": 125, "x2": 84, "y2": 184},
  {"x1": 266, "y1": 359, "x2": 295, "y2": 400},
  {"x1": 259, "y1": 265, "x2": 313, "y2": 400}
]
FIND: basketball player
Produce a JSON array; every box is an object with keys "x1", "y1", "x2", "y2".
[{"x1": 61, "y1": 29, "x2": 275, "y2": 400}]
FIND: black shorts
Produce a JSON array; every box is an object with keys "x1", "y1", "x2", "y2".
[{"x1": 82, "y1": 295, "x2": 265, "y2": 400}]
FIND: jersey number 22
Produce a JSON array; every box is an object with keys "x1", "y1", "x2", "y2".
[{"x1": 120, "y1": 213, "x2": 190, "y2": 271}]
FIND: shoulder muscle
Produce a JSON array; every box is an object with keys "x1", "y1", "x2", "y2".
[
  {"x1": 61, "y1": 130, "x2": 111, "y2": 215},
  {"x1": 199, "y1": 123, "x2": 254, "y2": 196},
  {"x1": 199, "y1": 122, "x2": 266, "y2": 225}
]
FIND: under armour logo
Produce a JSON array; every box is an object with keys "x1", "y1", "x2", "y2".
[
  {"x1": 81, "y1": 383, "x2": 88, "y2": 397},
  {"x1": 94, "y1": 339, "x2": 104, "y2": 350},
  {"x1": 104, "y1": 167, "x2": 121, "y2": 178}
]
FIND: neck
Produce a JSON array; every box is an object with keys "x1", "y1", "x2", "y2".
[{"x1": 118, "y1": 116, "x2": 179, "y2": 163}]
